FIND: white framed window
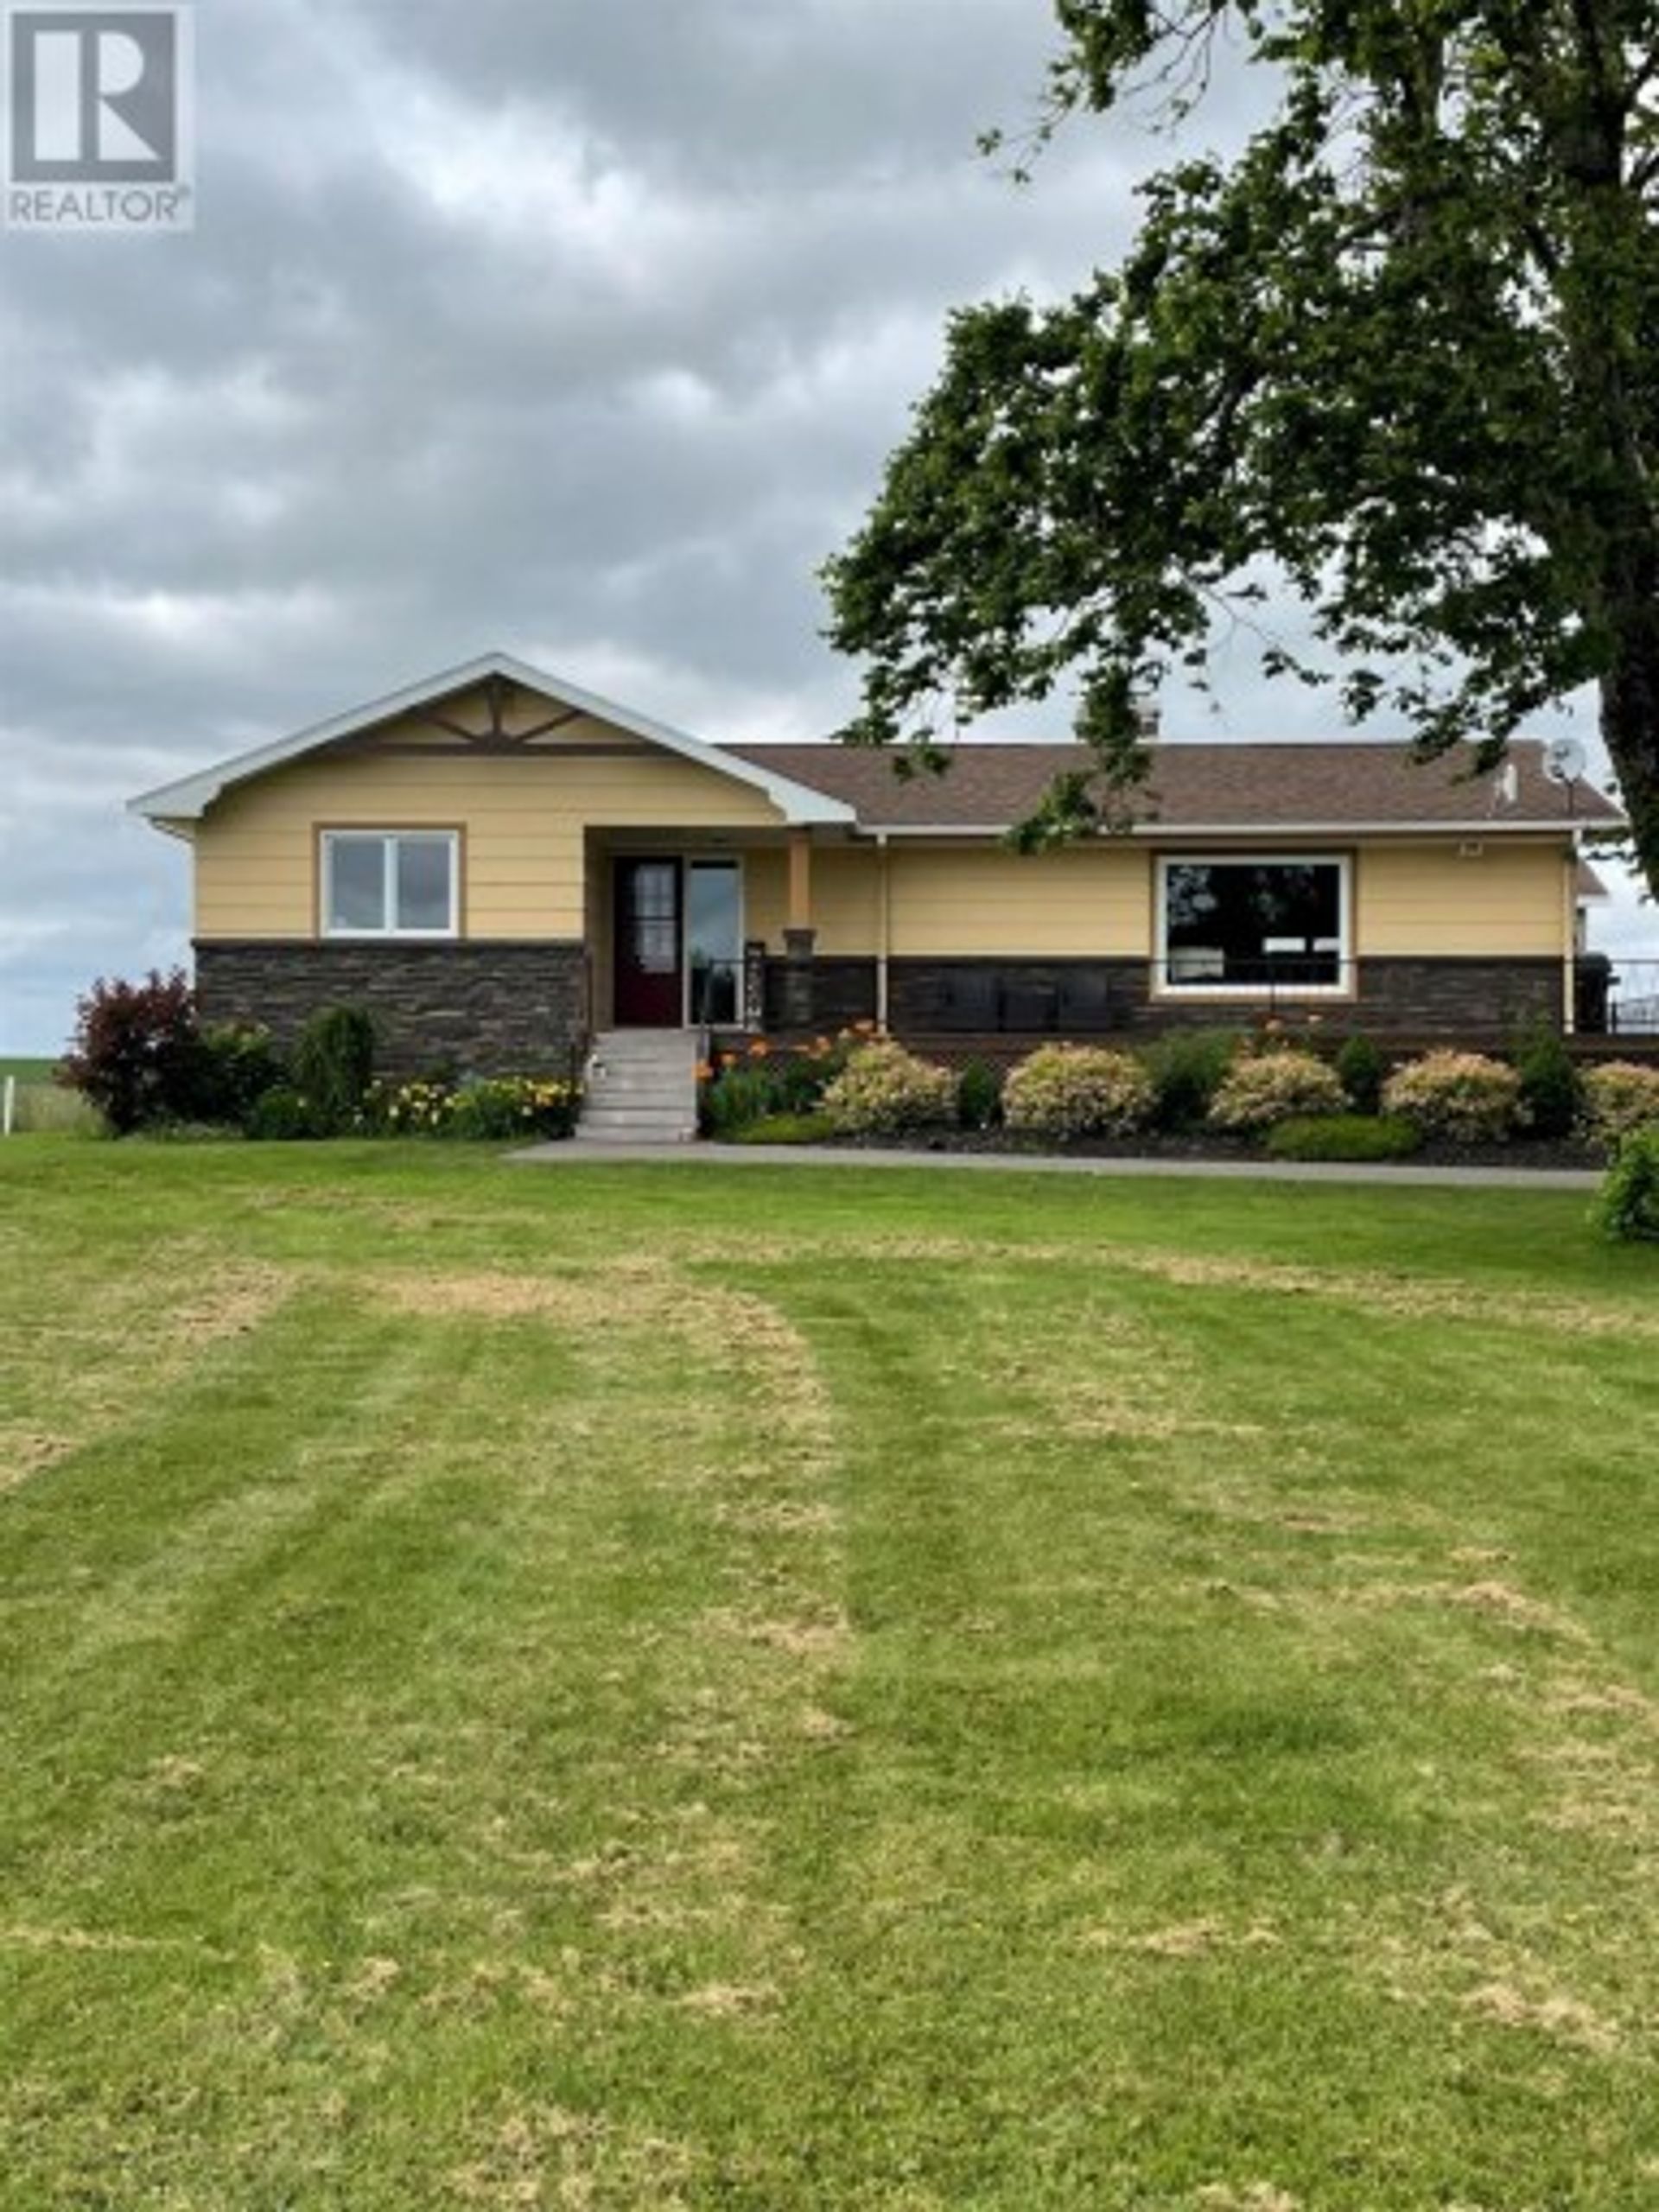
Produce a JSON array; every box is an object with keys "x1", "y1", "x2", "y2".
[
  {"x1": 321, "y1": 831, "x2": 460, "y2": 938},
  {"x1": 1156, "y1": 855, "x2": 1351, "y2": 995}
]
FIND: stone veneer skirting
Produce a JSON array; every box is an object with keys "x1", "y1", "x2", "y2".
[
  {"x1": 762, "y1": 957, "x2": 879, "y2": 1033},
  {"x1": 772, "y1": 955, "x2": 1568, "y2": 1041},
  {"x1": 199, "y1": 941, "x2": 1568, "y2": 1077},
  {"x1": 194, "y1": 939, "x2": 588, "y2": 1077},
  {"x1": 1349, "y1": 957, "x2": 1564, "y2": 1035}
]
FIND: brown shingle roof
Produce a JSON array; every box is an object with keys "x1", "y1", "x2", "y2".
[
  {"x1": 721, "y1": 739, "x2": 1622, "y2": 832},
  {"x1": 1576, "y1": 859, "x2": 1612, "y2": 899}
]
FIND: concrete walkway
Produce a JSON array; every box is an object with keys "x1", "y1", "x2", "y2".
[{"x1": 515, "y1": 1139, "x2": 1601, "y2": 1192}]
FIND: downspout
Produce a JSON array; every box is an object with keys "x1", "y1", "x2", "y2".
[
  {"x1": 1563, "y1": 838, "x2": 1580, "y2": 1036},
  {"x1": 876, "y1": 831, "x2": 891, "y2": 1034}
]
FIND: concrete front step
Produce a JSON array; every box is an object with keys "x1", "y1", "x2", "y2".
[
  {"x1": 583, "y1": 1103, "x2": 698, "y2": 1126},
  {"x1": 579, "y1": 1029, "x2": 699, "y2": 1144},
  {"x1": 574, "y1": 1128, "x2": 697, "y2": 1147}
]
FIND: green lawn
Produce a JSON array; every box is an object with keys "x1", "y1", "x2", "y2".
[{"x1": 1, "y1": 1142, "x2": 1655, "y2": 2209}]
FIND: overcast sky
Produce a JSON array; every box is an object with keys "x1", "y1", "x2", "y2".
[{"x1": 0, "y1": 0, "x2": 1646, "y2": 1054}]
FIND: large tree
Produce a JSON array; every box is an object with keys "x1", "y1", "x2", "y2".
[{"x1": 823, "y1": 1, "x2": 1659, "y2": 891}]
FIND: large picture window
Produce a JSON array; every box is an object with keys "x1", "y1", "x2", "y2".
[
  {"x1": 1158, "y1": 856, "x2": 1349, "y2": 993},
  {"x1": 321, "y1": 831, "x2": 459, "y2": 938}
]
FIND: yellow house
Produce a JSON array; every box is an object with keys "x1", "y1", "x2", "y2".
[{"x1": 131, "y1": 652, "x2": 1624, "y2": 1082}]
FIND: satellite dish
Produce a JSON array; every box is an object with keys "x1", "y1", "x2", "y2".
[{"x1": 1543, "y1": 735, "x2": 1587, "y2": 785}]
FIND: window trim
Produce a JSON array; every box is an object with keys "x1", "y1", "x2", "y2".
[
  {"x1": 320, "y1": 828, "x2": 461, "y2": 940},
  {"x1": 1154, "y1": 851, "x2": 1353, "y2": 999}
]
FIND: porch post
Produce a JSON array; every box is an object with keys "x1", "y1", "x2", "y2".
[
  {"x1": 781, "y1": 830, "x2": 817, "y2": 1031},
  {"x1": 876, "y1": 831, "x2": 891, "y2": 1033}
]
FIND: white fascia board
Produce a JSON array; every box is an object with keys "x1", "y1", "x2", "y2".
[{"x1": 128, "y1": 651, "x2": 855, "y2": 829}]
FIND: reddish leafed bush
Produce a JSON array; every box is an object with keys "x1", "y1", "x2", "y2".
[{"x1": 59, "y1": 968, "x2": 202, "y2": 1135}]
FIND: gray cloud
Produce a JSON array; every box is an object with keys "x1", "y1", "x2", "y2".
[{"x1": 0, "y1": 0, "x2": 1645, "y2": 1052}]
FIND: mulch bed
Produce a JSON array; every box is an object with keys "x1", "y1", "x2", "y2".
[{"x1": 791, "y1": 1129, "x2": 1605, "y2": 1173}]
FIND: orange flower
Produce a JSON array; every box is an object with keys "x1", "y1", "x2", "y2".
[
  {"x1": 695, "y1": 1060, "x2": 714, "y2": 1083},
  {"x1": 748, "y1": 1039, "x2": 772, "y2": 1058},
  {"x1": 852, "y1": 1019, "x2": 876, "y2": 1035}
]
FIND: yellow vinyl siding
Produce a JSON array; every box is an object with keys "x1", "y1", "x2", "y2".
[
  {"x1": 886, "y1": 843, "x2": 1152, "y2": 957},
  {"x1": 744, "y1": 847, "x2": 881, "y2": 954},
  {"x1": 1356, "y1": 840, "x2": 1571, "y2": 957},
  {"x1": 194, "y1": 741, "x2": 785, "y2": 940}
]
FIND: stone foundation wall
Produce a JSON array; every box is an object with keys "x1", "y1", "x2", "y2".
[
  {"x1": 1355, "y1": 957, "x2": 1564, "y2": 1037},
  {"x1": 761, "y1": 957, "x2": 878, "y2": 1033},
  {"x1": 761, "y1": 954, "x2": 1568, "y2": 1045},
  {"x1": 195, "y1": 939, "x2": 588, "y2": 1076}
]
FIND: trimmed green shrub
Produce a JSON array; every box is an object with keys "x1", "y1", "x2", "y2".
[
  {"x1": 60, "y1": 967, "x2": 201, "y2": 1135},
  {"x1": 957, "y1": 1058, "x2": 1004, "y2": 1132},
  {"x1": 195, "y1": 1023, "x2": 286, "y2": 1127},
  {"x1": 1002, "y1": 1045, "x2": 1154, "y2": 1139},
  {"x1": 702, "y1": 1065, "x2": 782, "y2": 1137},
  {"x1": 730, "y1": 1113, "x2": 830, "y2": 1146},
  {"x1": 1580, "y1": 1061, "x2": 1659, "y2": 1152},
  {"x1": 1382, "y1": 1051, "x2": 1522, "y2": 1143},
  {"x1": 1592, "y1": 1126, "x2": 1659, "y2": 1243},
  {"x1": 822, "y1": 1041, "x2": 956, "y2": 1135},
  {"x1": 1512, "y1": 1020, "x2": 1580, "y2": 1141},
  {"x1": 1208, "y1": 1049, "x2": 1345, "y2": 1134},
  {"x1": 292, "y1": 1006, "x2": 376, "y2": 1133},
  {"x1": 1141, "y1": 1028, "x2": 1244, "y2": 1130},
  {"x1": 131, "y1": 1120, "x2": 244, "y2": 1144},
  {"x1": 1265, "y1": 1114, "x2": 1421, "y2": 1163},
  {"x1": 1334, "y1": 1033, "x2": 1387, "y2": 1116},
  {"x1": 245, "y1": 1085, "x2": 316, "y2": 1141}
]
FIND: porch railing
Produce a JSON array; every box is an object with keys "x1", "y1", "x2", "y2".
[
  {"x1": 689, "y1": 958, "x2": 743, "y2": 1028},
  {"x1": 1578, "y1": 957, "x2": 1659, "y2": 1035}
]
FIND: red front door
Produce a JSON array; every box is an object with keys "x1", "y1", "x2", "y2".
[{"x1": 613, "y1": 859, "x2": 683, "y2": 1027}]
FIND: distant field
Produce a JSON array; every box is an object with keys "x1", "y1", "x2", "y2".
[
  {"x1": 1, "y1": 1144, "x2": 1655, "y2": 2209},
  {"x1": 0, "y1": 1061, "x2": 100, "y2": 1135}
]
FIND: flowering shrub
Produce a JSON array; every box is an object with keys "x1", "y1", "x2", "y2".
[
  {"x1": 700, "y1": 1027, "x2": 865, "y2": 1135},
  {"x1": 371, "y1": 1073, "x2": 581, "y2": 1140},
  {"x1": 821, "y1": 1040, "x2": 956, "y2": 1135},
  {"x1": 375, "y1": 1077, "x2": 454, "y2": 1135},
  {"x1": 1207, "y1": 1049, "x2": 1344, "y2": 1133},
  {"x1": 448, "y1": 1076, "x2": 582, "y2": 1140},
  {"x1": 1381, "y1": 1051, "x2": 1522, "y2": 1143},
  {"x1": 1002, "y1": 1046, "x2": 1154, "y2": 1138},
  {"x1": 1580, "y1": 1061, "x2": 1659, "y2": 1152}
]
